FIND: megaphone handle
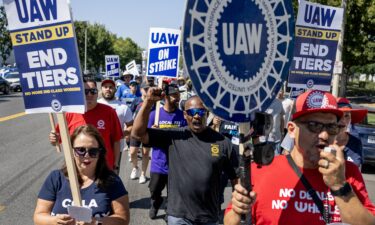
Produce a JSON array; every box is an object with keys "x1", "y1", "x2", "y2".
[{"x1": 239, "y1": 123, "x2": 252, "y2": 224}]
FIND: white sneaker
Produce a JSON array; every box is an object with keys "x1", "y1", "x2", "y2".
[
  {"x1": 130, "y1": 168, "x2": 138, "y2": 180},
  {"x1": 139, "y1": 175, "x2": 147, "y2": 184}
]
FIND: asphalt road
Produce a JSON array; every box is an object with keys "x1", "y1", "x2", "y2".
[{"x1": 0, "y1": 92, "x2": 374, "y2": 225}]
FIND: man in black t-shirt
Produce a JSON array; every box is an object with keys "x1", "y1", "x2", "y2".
[{"x1": 132, "y1": 90, "x2": 238, "y2": 224}]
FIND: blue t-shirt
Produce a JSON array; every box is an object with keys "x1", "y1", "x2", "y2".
[
  {"x1": 38, "y1": 170, "x2": 128, "y2": 218},
  {"x1": 115, "y1": 84, "x2": 131, "y2": 100},
  {"x1": 148, "y1": 107, "x2": 186, "y2": 174}
]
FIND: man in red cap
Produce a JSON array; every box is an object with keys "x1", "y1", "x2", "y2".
[
  {"x1": 224, "y1": 90, "x2": 375, "y2": 225},
  {"x1": 98, "y1": 78, "x2": 134, "y2": 170},
  {"x1": 335, "y1": 97, "x2": 368, "y2": 167}
]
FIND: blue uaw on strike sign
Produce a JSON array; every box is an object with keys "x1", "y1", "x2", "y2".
[
  {"x1": 288, "y1": 0, "x2": 343, "y2": 91},
  {"x1": 183, "y1": 0, "x2": 294, "y2": 122},
  {"x1": 4, "y1": 0, "x2": 85, "y2": 114},
  {"x1": 147, "y1": 27, "x2": 181, "y2": 78},
  {"x1": 105, "y1": 55, "x2": 120, "y2": 77}
]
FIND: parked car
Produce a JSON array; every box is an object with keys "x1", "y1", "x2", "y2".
[
  {"x1": 0, "y1": 76, "x2": 10, "y2": 94},
  {"x1": 4, "y1": 71, "x2": 21, "y2": 92},
  {"x1": 352, "y1": 107, "x2": 375, "y2": 168},
  {"x1": 0, "y1": 67, "x2": 18, "y2": 78}
]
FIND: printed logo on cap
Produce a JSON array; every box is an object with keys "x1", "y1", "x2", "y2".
[
  {"x1": 306, "y1": 91, "x2": 335, "y2": 109},
  {"x1": 306, "y1": 91, "x2": 326, "y2": 108},
  {"x1": 183, "y1": 0, "x2": 294, "y2": 122}
]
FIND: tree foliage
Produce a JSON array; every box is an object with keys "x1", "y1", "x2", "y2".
[
  {"x1": 0, "y1": 6, "x2": 12, "y2": 66},
  {"x1": 113, "y1": 37, "x2": 142, "y2": 69},
  {"x1": 73, "y1": 21, "x2": 142, "y2": 73}
]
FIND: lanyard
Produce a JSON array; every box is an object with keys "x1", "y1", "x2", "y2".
[{"x1": 286, "y1": 155, "x2": 330, "y2": 224}]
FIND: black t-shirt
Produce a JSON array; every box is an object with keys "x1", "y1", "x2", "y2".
[{"x1": 147, "y1": 127, "x2": 237, "y2": 223}]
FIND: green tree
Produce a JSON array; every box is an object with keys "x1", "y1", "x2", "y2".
[
  {"x1": 86, "y1": 23, "x2": 116, "y2": 72},
  {"x1": 0, "y1": 6, "x2": 12, "y2": 66},
  {"x1": 113, "y1": 37, "x2": 142, "y2": 71}
]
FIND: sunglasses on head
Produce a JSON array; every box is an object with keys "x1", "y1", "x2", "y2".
[
  {"x1": 298, "y1": 121, "x2": 340, "y2": 135},
  {"x1": 84, "y1": 88, "x2": 98, "y2": 95},
  {"x1": 185, "y1": 108, "x2": 207, "y2": 117},
  {"x1": 73, "y1": 147, "x2": 101, "y2": 158}
]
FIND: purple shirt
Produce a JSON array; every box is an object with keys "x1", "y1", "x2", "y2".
[{"x1": 148, "y1": 107, "x2": 186, "y2": 174}]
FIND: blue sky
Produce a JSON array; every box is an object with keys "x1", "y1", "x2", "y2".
[{"x1": 70, "y1": 0, "x2": 186, "y2": 49}]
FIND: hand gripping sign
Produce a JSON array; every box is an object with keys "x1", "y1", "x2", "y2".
[{"x1": 183, "y1": 0, "x2": 294, "y2": 223}]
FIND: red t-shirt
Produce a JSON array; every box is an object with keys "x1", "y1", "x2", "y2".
[
  {"x1": 225, "y1": 155, "x2": 375, "y2": 224},
  {"x1": 57, "y1": 103, "x2": 123, "y2": 169}
]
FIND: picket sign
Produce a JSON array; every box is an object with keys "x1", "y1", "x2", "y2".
[
  {"x1": 154, "y1": 77, "x2": 164, "y2": 126},
  {"x1": 146, "y1": 27, "x2": 181, "y2": 126},
  {"x1": 48, "y1": 113, "x2": 61, "y2": 152},
  {"x1": 56, "y1": 113, "x2": 82, "y2": 207},
  {"x1": 182, "y1": 0, "x2": 294, "y2": 223},
  {"x1": 3, "y1": 0, "x2": 84, "y2": 210}
]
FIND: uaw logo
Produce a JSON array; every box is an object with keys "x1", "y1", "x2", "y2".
[
  {"x1": 183, "y1": 0, "x2": 294, "y2": 122},
  {"x1": 306, "y1": 91, "x2": 329, "y2": 109},
  {"x1": 211, "y1": 144, "x2": 220, "y2": 157},
  {"x1": 51, "y1": 99, "x2": 62, "y2": 112},
  {"x1": 97, "y1": 120, "x2": 105, "y2": 129}
]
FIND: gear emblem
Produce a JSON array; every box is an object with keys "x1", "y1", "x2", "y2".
[{"x1": 183, "y1": 0, "x2": 294, "y2": 122}]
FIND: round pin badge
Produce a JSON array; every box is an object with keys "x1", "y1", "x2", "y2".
[{"x1": 183, "y1": 0, "x2": 294, "y2": 122}]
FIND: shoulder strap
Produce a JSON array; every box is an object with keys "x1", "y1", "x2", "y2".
[{"x1": 286, "y1": 155, "x2": 330, "y2": 224}]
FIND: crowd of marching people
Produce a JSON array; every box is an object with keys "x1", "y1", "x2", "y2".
[{"x1": 35, "y1": 70, "x2": 375, "y2": 225}]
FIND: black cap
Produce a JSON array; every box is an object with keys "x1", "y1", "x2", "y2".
[{"x1": 166, "y1": 84, "x2": 182, "y2": 95}]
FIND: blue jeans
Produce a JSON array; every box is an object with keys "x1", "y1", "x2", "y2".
[{"x1": 168, "y1": 216, "x2": 218, "y2": 225}]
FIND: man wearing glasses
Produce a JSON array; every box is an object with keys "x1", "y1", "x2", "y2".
[
  {"x1": 131, "y1": 89, "x2": 238, "y2": 225},
  {"x1": 49, "y1": 78, "x2": 123, "y2": 172},
  {"x1": 224, "y1": 90, "x2": 375, "y2": 225}
]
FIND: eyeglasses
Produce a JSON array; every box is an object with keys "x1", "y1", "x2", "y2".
[
  {"x1": 73, "y1": 147, "x2": 101, "y2": 158},
  {"x1": 298, "y1": 121, "x2": 340, "y2": 135},
  {"x1": 185, "y1": 108, "x2": 207, "y2": 117},
  {"x1": 84, "y1": 88, "x2": 98, "y2": 95}
]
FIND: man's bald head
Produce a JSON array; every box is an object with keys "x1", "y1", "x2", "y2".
[{"x1": 185, "y1": 96, "x2": 203, "y2": 110}]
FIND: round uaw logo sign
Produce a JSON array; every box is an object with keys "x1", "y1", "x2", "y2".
[
  {"x1": 183, "y1": 0, "x2": 294, "y2": 122},
  {"x1": 51, "y1": 99, "x2": 62, "y2": 112}
]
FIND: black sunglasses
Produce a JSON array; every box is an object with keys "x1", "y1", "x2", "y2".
[
  {"x1": 73, "y1": 147, "x2": 101, "y2": 158},
  {"x1": 298, "y1": 121, "x2": 340, "y2": 135},
  {"x1": 185, "y1": 108, "x2": 207, "y2": 117},
  {"x1": 84, "y1": 88, "x2": 98, "y2": 95}
]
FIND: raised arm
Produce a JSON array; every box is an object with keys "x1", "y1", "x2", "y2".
[{"x1": 131, "y1": 87, "x2": 164, "y2": 145}]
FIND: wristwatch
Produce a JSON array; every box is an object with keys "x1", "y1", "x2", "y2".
[{"x1": 330, "y1": 182, "x2": 352, "y2": 197}]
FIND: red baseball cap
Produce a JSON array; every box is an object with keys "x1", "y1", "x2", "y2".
[
  {"x1": 336, "y1": 97, "x2": 368, "y2": 124},
  {"x1": 292, "y1": 90, "x2": 343, "y2": 121},
  {"x1": 101, "y1": 79, "x2": 116, "y2": 87}
]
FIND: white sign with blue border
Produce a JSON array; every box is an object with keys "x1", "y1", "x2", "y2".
[
  {"x1": 183, "y1": 0, "x2": 294, "y2": 122},
  {"x1": 146, "y1": 27, "x2": 181, "y2": 78},
  {"x1": 288, "y1": 0, "x2": 343, "y2": 91},
  {"x1": 105, "y1": 55, "x2": 120, "y2": 77},
  {"x1": 4, "y1": 0, "x2": 85, "y2": 114}
]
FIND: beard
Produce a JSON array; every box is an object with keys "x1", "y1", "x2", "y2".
[{"x1": 103, "y1": 92, "x2": 115, "y2": 100}]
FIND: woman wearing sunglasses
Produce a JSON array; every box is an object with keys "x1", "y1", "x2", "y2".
[
  {"x1": 34, "y1": 125, "x2": 130, "y2": 225},
  {"x1": 335, "y1": 97, "x2": 368, "y2": 168}
]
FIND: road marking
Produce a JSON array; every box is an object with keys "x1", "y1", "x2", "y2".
[{"x1": 0, "y1": 112, "x2": 26, "y2": 122}]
